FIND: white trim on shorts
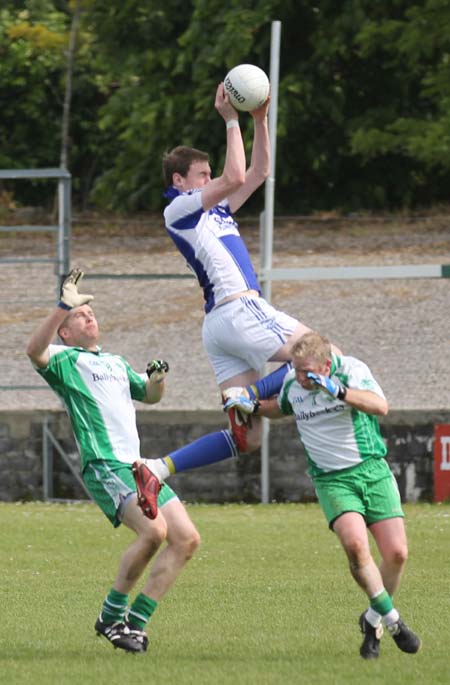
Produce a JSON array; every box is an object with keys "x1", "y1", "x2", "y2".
[
  {"x1": 117, "y1": 490, "x2": 181, "y2": 522},
  {"x1": 202, "y1": 295, "x2": 299, "y2": 384}
]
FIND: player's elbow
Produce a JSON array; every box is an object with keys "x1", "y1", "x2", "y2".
[
  {"x1": 248, "y1": 165, "x2": 270, "y2": 188},
  {"x1": 224, "y1": 169, "x2": 246, "y2": 191},
  {"x1": 25, "y1": 342, "x2": 39, "y2": 365},
  {"x1": 259, "y1": 164, "x2": 270, "y2": 182},
  {"x1": 232, "y1": 174, "x2": 246, "y2": 191},
  {"x1": 376, "y1": 400, "x2": 389, "y2": 416}
]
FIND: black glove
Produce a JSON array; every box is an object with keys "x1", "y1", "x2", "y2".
[{"x1": 146, "y1": 360, "x2": 169, "y2": 383}]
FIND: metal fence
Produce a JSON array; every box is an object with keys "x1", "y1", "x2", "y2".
[
  {"x1": 2, "y1": 168, "x2": 450, "y2": 502},
  {"x1": 0, "y1": 168, "x2": 71, "y2": 294}
]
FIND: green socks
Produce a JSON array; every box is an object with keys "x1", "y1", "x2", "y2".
[
  {"x1": 100, "y1": 589, "x2": 158, "y2": 630},
  {"x1": 128, "y1": 593, "x2": 158, "y2": 630},
  {"x1": 101, "y1": 588, "x2": 128, "y2": 624},
  {"x1": 370, "y1": 589, "x2": 393, "y2": 616}
]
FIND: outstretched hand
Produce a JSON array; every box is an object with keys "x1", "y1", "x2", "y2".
[{"x1": 59, "y1": 268, "x2": 94, "y2": 309}]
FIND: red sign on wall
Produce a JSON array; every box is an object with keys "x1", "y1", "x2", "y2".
[{"x1": 434, "y1": 424, "x2": 450, "y2": 502}]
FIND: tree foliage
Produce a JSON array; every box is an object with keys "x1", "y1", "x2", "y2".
[
  {"x1": 0, "y1": 2, "x2": 67, "y2": 173},
  {"x1": 1, "y1": 0, "x2": 450, "y2": 212}
]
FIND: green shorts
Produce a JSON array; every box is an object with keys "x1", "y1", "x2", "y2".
[
  {"x1": 83, "y1": 460, "x2": 178, "y2": 527},
  {"x1": 313, "y1": 458, "x2": 404, "y2": 529}
]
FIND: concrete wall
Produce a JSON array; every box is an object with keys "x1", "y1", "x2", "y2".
[{"x1": 1, "y1": 409, "x2": 448, "y2": 503}]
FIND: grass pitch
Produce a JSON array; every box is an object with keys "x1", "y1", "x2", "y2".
[{"x1": 1, "y1": 501, "x2": 448, "y2": 685}]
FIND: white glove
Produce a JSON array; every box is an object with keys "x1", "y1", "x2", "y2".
[
  {"x1": 59, "y1": 268, "x2": 94, "y2": 310},
  {"x1": 306, "y1": 372, "x2": 347, "y2": 400},
  {"x1": 223, "y1": 396, "x2": 260, "y2": 415},
  {"x1": 222, "y1": 386, "x2": 250, "y2": 403},
  {"x1": 222, "y1": 387, "x2": 259, "y2": 415}
]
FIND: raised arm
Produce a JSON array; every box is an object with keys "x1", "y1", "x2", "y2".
[
  {"x1": 26, "y1": 307, "x2": 71, "y2": 368},
  {"x1": 228, "y1": 97, "x2": 271, "y2": 213},
  {"x1": 201, "y1": 83, "x2": 246, "y2": 211},
  {"x1": 26, "y1": 268, "x2": 93, "y2": 368}
]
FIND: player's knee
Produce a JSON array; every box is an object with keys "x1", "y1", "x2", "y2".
[
  {"x1": 186, "y1": 529, "x2": 201, "y2": 558},
  {"x1": 240, "y1": 437, "x2": 261, "y2": 454},
  {"x1": 388, "y1": 544, "x2": 408, "y2": 567},
  {"x1": 141, "y1": 517, "x2": 167, "y2": 549},
  {"x1": 346, "y1": 538, "x2": 370, "y2": 566},
  {"x1": 173, "y1": 528, "x2": 201, "y2": 561},
  {"x1": 242, "y1": 422, "x2": 262, "y2": 453}
]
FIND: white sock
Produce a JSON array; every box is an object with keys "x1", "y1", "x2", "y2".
[
  {"x1": 382, "y1": 608, "x2": 400, "y2": 629},
  {"x1": 365, "y1": 607, "x2": 382, "y2": 627},
  {"x1": 144, "y1": 458, "x2": 170, "y2": 482}
]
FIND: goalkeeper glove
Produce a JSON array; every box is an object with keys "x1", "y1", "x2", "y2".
[
  {"x1": 222, "y1": 387, "x2": 260, "y2": 415},
  {"x1": 306, "y1": 372, "x2": 347, "y2": 400},
  {"x1": 146, "y1": 359, "x2": 169, "y2": 383},
  {"x1": 58, "y1": 268, "x2": 94, "y2": 310}
]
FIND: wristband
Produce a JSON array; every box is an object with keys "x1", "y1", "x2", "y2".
[
  {"x1": 337, "y1": 385, "x2": 347, "y2": 401},
  {"x1": 57, "y1": 300, "x2": 72, "y2": 311},
  {"x1": 226, "y1": 119, "x2": 239, "y2": 130}
]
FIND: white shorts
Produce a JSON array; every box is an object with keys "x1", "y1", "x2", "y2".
[{"x1": 202, "y1": 295, "x2": 299, "y2": 384}]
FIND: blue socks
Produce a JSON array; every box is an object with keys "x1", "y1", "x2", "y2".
[
  {"x1": 165, "y1": 430, "x2": 238, "y2": 473},
  {"x1": 247, "y1": 363, "x2": 291, "y2": 400}
]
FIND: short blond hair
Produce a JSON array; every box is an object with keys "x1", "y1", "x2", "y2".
[{"x1": 291, "y1": 331, "x2": 331, "y2": 366}]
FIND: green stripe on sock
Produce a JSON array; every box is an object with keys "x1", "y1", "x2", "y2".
[
  {"x1": 101, "y1": 588, "x2": 128, "y2": 624},
  {"x1": 128, "y1": 593, "x2": 158, "y2": 630}
]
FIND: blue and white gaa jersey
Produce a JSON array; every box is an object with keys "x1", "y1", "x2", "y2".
[
  {"x1": 277, "y1": 354, "x2": 387, "y2": 478},
  {"x1": 163, "y1": 187, "x2": 261, "y2": 313}
]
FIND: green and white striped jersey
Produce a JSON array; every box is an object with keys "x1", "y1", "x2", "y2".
[
  {"x1": 36, "y1": 344, "x2": 147, "y2": 471},
  {"x1": 277, "y1": 354, "x2": 387, "y2": 478}
]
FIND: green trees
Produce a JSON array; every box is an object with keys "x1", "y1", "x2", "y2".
[
  {"x1": 1, "y1": 0, "x2": 450, "y2": 212},
  {"x1": 0, "y1": 1, "x2": 106, "y2": 206},
  {"x1": 350, "y1": 2, "x2": 450, "y2": 207},
  {"x1": 0, "y1": 3, "x2": 67, "y2": 173},
  {"x1": 272, "y1": 0, "x2": 450, "y2": 211},
  {"x1": 86, "y1": 0, "x2": 274, "y2": 210}
]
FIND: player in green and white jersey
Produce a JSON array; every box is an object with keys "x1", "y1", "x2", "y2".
[
  {"x1": 26, "y1": 269, "x2": 200, "y2": 654},
  {"x1": 224, "y1": 331, "x2": 421, "y2": 660}
]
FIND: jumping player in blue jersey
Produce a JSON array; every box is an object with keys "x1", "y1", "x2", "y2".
[{"x1": 159, "y1": 82, "x2": 311, "y2": 460}]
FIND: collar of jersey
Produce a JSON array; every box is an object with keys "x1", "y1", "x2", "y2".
[
  {"x1": 163, "y1": 185, "x2": 180, "y2": 200},
  {"x1": 73, "y1": 345, "x2": 102, "y2": 354},
  {"x1": 330, "y1": 352, "x2": 338, "y2": 375}
]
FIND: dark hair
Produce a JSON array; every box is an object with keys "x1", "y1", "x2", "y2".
[{"x1": 162, "y1": 145, "x2": 209, "y2": 187}]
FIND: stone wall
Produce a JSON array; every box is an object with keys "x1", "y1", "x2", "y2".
[{"x1": 1, "y1": 409, "x2": 448, "y2": 503}]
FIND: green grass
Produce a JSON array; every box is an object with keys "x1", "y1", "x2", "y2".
[{"x1": 1, "y1": 502, "x2": 448, "y2": 685}]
